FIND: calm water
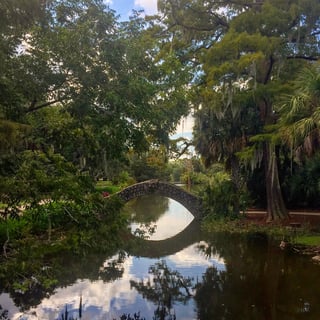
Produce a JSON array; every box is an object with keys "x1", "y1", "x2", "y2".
[{"x1": 1, "y1": 195, "x2": 320, "y2": 319}]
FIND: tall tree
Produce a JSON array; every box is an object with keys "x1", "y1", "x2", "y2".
[
  {"x1": 0, "y1": 1, "x2": 192, "y2": 179},
  {"x1": 158, "y1": 0, "x2": 320, "y2": 220},
  {"x1": 193, "y1": 88, "x2": 261, "y2": 214}
]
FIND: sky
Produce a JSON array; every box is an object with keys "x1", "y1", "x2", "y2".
[{"x1": 104, "y1": 0, "x2": 158, "y2": 19}]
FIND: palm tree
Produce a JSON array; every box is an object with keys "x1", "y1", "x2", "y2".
[
  {"x1": 193, "y1": 88, "x2": 260, "y2": 215},
  {"x1": 278, "y1": 64, "x2": 320, "y2": 160}
]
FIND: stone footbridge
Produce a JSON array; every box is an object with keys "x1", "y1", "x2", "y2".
[{"x1": 116, "y1": 180, "x2": 203, "y2": 219}]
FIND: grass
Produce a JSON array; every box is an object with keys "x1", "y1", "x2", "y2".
[
  {"x1": 202, "y1": 215, "x2": 320, "y2": 247},
  {"x1": 95, "y1": 180, "x2": 121, "y2": 194},
  {"x1": 293, "y1": 235, "x2": 320, "y2": 246},
  {"x1": 202, "y1": 216, "x2": 293, "y2": 239}
]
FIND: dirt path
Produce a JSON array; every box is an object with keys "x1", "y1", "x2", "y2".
[
  {"x1": 247, "y1": 209, "x2": 320, "y2": 216},
  {"x1": 245, "y1": 209, "x2": 320, "y2": 228}
]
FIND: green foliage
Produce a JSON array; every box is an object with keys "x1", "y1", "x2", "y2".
[
  {"x1": 282, "y1": 152, "x2": 320, "y2": 208},
  {"x1": 0, "y1": 192, "x2": 125, "y2": 243},
  {"x1": 198, "y1": 163, "x2": 251, "y2": 218},
  {"x1": 0, "y1": 150, "x2": 94, "y2": 216},
  {"x1": 201, "y1": 216, "x2": 295, "y2": 243},
  {"x1": 167, "y1": 161, "x2": 185, "y2": 182},
  {"x1": 0, "y1": 193, "x2": 127, "y2": 298},
  {"x1": 202, "y1": 171, "x2": 237, "y2": 218},
  {"x1": 129, "y1": 152, "x2": 170, "y2": 182},
  {"x1": 95, "y1": 180, "x2": 121, "y2": 194},
  {"x1": 114, "y1": 171, "x2": 136, "y2": 187},
  {"x1": 277, "y1": 63, "x2": 320, "y2": 158},
  {"x1": 158, "y1": 0, "x2": 320, "y2": 220},
  {"x1": 0, "y1": 217, "x2": 28, "y2": 245},
  {"x1": 294, "y1": 235, "x2": 320, "y2": 246},
  {"x1": 166, "y1": 158, "x2": 206, "y2": 185},
  {"x1": 181, "y1": 171, "x2": 208, "y2": 186},
  {"x1": 1, "y1": 0, "x2": 190, "y2": 185}
]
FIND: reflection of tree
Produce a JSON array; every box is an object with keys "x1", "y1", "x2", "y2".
[
  {"x1": 130, "y1": 260, "x2": 193, "y2": 320},
  {"x1": 126, "y1": 195, "x2": 169, "y2": 223},
  {"x1": 195, "y1": 233, "x2": 320, "y2": 319},
  {"x1": 98, "y1": 250, "x2": 127, "y2": 282},
  {"x1": 57, "y1": 297, "x2": 82, "y2": 320},
  {"x1": 57, "y1": 297, "x2": 149, "y2": 320},
  {"x1": 0, "y1": 249, "x2": 127, "y2": 311},
  {"x1": 0, "y1": 305, "x2": 9, "y2": 320}
]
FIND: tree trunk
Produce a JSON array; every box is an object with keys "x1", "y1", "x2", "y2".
[
  {"x1": 264, "y1": 142, "x2": 289, "y2": 222},
  {"x1": 230, "y1": 155, "x2": 241, "y2": 215}
]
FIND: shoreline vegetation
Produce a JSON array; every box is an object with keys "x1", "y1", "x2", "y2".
[
  {"x1": 0, "y1": 182, "x2": 319, "y2": 311},
  {"x1": 2, "y1": 180, "x2": 320, "y2": 259},
  {"x1": 202, "y1": 210, "x2": 320, "y2": 262},
  {"x1": 1, "y1": 180, "x2": 320, "y2": 302}
]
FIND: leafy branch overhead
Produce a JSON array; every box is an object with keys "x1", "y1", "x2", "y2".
[{"x1": 158, "y1": 0, "x2": 320, "y2": 220}]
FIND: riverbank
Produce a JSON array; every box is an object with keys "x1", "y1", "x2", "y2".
[
  {"x1": 245, "y1": 210, "x2": 320, "y2": 260},
  {"x1": 202, "y1": 209, "x2": 320, "y2": 263}
]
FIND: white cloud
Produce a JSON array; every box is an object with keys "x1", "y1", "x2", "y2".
[
  {"x1": 134, "y1": 0, "x2": 158, "y2": 14},
  {"x1": 10, "y1": 256, "x2": 141, "y2": 320},
  {"x1": 6, "y1": 242, "x2": 225, "y2": 319},
  {"x1": 168, "y1": 242, "x2": 226, "y2": 271}
]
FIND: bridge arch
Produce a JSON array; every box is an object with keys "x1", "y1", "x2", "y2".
[{"x1": 116, "y1": 180, "x2": 203, "y2": 219}]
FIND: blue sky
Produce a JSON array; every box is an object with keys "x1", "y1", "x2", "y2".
[{"x1": 104, "y1": 0, "x2": 158, "y2": 20}]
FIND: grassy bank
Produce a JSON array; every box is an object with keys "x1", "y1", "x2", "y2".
[
  {"x1": 95, "y1": 180, "x2": 121, "y2": 194},
  {"x1": 202, "y1": 215, "x2": 320, "y2": 249},
  {"x1": 293, "y1": 234, "x2": 320, "y2": 246}
]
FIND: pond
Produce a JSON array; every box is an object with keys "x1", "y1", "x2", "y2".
[{"x1": 1, "y1": 195, "x2": 320, "y2": 319}]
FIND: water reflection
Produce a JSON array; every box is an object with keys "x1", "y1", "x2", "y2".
[
  {"x1": 195, "y1": 233, "x2": 320, "y2": 320},
  {"x1": 129, "y1": 196, "x2": 194, "y2": 240},
  {"x1": 130, "y1": 260, "x2": 193, "y2": 320},
  {"x1": 1, "y1": 196, "x2": 320, "y2": 319},
  {"x1": 1, "y1": 244, "x2": 223, "y2": 319},
  {"x1": 127, "y1": 195, "x2": 170, "y2": 224}
]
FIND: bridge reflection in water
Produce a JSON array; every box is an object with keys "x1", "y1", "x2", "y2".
[{"x1": 127, "y1": 218, "x2": 202, "y2": 259}]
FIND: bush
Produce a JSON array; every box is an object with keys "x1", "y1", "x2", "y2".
[{"x1": 202, "y1": 172, "x2": 237, "y2": 218}]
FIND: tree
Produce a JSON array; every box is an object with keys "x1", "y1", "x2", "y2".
[
  {"x1": 1, "y1": 1, "x2": 198, "y2": 258},
  {"x1": 158, "y1": 0, "x2": 320, "y2": 220},
  {"x1": 276, "y1": 63, "x2": 320, "y2": 208},
  {"x1": 193, "y1": 87, "x2": 261, "y2": 214},
  {"x1": 0, "y1": 1, "x2": 192, "y2": 181},
  {"x1": 278, "y1": 63, "x2": 320, "y2": 159}
]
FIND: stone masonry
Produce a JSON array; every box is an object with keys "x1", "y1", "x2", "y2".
[{"x1": 116, "y1": 179, "x2": 203, "y2": 219}]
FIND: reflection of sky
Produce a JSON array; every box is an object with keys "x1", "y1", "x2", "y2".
[
  {"x1": 2, "y1": 245, "x2": 225, "y2": 319},
  {"x1": 2, "y1": 200, "x2": 225, "y2": 320},
  {"x1": 131, "y1": 198, "x2": 194, "y2": 240}
]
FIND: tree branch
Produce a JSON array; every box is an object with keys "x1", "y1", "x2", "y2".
[
  {"x1": 26, "y1": 99, "x2": 65, "y2": 113},
  {"x1": 286, "y1": 55, "x2": 319, "y2": 61},
  {"x1": 169, "y1": 0, "x2": 229, "y2": 32}
]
